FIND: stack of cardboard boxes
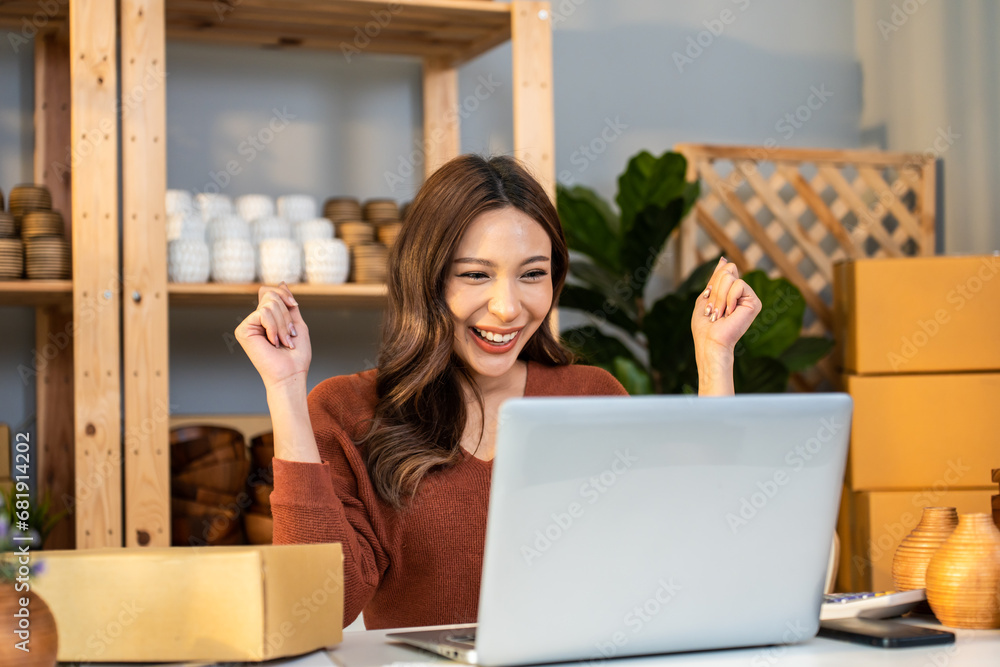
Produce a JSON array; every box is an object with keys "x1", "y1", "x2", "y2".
[{"x1": 833, "y1": 255, "x2": 1000, "y2": 592}]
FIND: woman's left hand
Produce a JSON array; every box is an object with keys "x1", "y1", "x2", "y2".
[{"x1": 690, "y1": 257, "x2": 762, "y2": 395}]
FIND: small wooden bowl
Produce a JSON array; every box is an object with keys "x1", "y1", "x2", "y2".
[
  {"x1": 172, "y1": 482, "x2": 240, "y2": 507},
  {"x1": 173, "y1": 458, "x2": 250, "y2": 494},
  {"x1": 170, "y1": 425, "x2": 247, "y2": 472},
  {"x1": 244, "y1": 511, "x2": 273, "y2": 545}
]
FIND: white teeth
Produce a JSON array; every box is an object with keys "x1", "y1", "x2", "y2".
[{"x1": 474, "y1": 327, "x2": 517, "y2": 344}]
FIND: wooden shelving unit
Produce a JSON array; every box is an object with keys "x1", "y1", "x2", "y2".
[
  {"x1": 120, "y1": 0, "x2": 554, "y2": 547},
  {"x1": 0, "y1": 1, "x2": 121, "y2": 551},
  {"x1": 0, "y1": 0, "x2": 554, "y2": 550}
]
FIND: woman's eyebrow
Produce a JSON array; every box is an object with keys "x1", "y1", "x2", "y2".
[{"x1": 452, "y1": 256, "x2": 550, "y2": 266}]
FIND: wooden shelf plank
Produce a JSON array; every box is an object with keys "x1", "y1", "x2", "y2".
[
  {"x1": 163, "y1": 0, "x2": 511, "y2": 62},
  {"x1": 168, "y1": 282, "x2": 388, "y2": 308},
  {"x1": 0, "y1": 280, "x2": 73, "y2": 307}
]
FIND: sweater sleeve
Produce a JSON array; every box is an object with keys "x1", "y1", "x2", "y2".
[{"x1": 269, "y1": 377, "x2": 390, "y2": 627}]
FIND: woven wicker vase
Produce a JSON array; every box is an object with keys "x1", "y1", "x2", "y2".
[
  {"x1": 892, "y1": 507, "x2": 959, "y2": 591},
  {"x1": 926, "y1": 513, "x2": 1000, "y2": 629}
]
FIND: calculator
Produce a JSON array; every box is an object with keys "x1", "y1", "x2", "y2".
[{"x1": 820, "y1": 589, "x2": 926, "y2": 620}]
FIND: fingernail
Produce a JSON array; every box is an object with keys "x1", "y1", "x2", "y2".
[
  {"x1": 702, "y1": 286, "x2": 712, "y2": 298},
  {"x1": 704, "y1": 305, "x2": 712, "y2": 317},
  {"x1": 290, "y1": 323, "x2": 297, "y2": 337},
  {"x1": 290, "y1": 296, "x2": 299, "y2": 306},
  {"x1": 710, "y1": 311, "x2": 717, "y2": 323},
  {"x1": 288, "y1": 339, "x2": 295, "y2": 349}
]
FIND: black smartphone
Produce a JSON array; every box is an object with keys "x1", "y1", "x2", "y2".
[{"x1": 818, "y1": 618, "x2": 955, "y2": 648}]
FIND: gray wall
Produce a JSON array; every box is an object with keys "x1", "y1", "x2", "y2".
[{"x1": 4, "y1": 0, "x2": 867, "y2": 423}]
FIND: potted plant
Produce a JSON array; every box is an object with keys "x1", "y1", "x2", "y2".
[{"x1": 557, "y1": 149, "x2": 833, "y2": 394}]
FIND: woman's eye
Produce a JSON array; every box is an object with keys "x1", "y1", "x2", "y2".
[
  {"x1": 523, "y1": 269, "x2": 548, "y2": 280},
  {"x1": 460, "y1": 272, "x2": 489, "y2": 280}
]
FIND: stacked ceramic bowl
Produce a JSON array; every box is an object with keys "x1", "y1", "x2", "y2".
[
  {"x1": 323, "y1": 197, "x2": 362, "y2": 224},
  {"x1": 21, "y1": 210, "x2": 71, "y2": 279},
  {"x1": 170, "y1": 425, "x2": 251, "y2": 547},
  {"x1": 8, "y1": 184, "x2": 53, "y2": 234},
  {"x1": 0, "y1": 211, "x2": 22, "y2": 279},
  {"x1": 352, "y1": 242, "x2": 389, "y2": 284},
  {"x1": 363, "y1": 198, "x2": 399, "y2": 223}
]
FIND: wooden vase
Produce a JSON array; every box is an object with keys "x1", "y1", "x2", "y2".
[
  {"x1": 892, "y1": 506, "x2": 959, "y2": 591},
  {"x1": 0, "y1": 582, "x2": 59, "y2": 666},
  {"x1": 926, "y1": 513, "x2": 1000, "y2": 629}
]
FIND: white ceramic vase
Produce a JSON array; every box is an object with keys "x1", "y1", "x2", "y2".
[
  {"x1": 165, "y1": 189, "x2": 193, "y2": 217},
  {"x1": 304, "y1": 238, "x2": 349, "y2": 284},
  {"x1": 236, "y1": 194, "x2": 275, "y2": 223},
  {"x1": 195, "y1": 192, "x2": 233, "y2": 222},
  {"x1": 207, "y1": 214, "x2": 251, "y2": 245},
  {"x1": 167, "y1": 240, "x2": 210, "y2": 283},
  {"x1": 211, "y1": 239, "x2": 255, "y2": 283},
  {"x1": 166, "y1": 212, "x2": 206, "y2": 242},
  {"x1": 294, "y1": 218, "x2": 335, "y2": 244},
  {"x1": 259, "y1": 238, "x2": 302, "y2": 285}
]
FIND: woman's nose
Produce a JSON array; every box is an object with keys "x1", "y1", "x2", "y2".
[{"x1": 487, "y1": 280, "x2": 521, "y2": 322}]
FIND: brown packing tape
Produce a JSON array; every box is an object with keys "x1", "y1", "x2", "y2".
[{"x1": 993, "y1": 468, "x2": 1000, "y2": 483}]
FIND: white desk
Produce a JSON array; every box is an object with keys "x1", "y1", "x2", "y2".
[{"x1": 73, "y1": 619, "x2": 1000, "y2": 666}]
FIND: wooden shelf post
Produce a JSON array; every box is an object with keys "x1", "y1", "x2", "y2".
[
  {"x1": 122, "y1": 0, "x2": 171, "y2": 548},
  {"x1": 511, "y1": 1, "x2": 554, "y2": 199},
  {"x1": 33, "y1": 29, "x2": 75, "y2": 550},
  {"x1": 70, "y1": 0, "x2": 122, "y2": 549},
  {"x1": 422, "y1": 56, "x2": 461, "y2": 178}
]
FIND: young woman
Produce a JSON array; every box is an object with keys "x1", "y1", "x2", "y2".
[{"x1": 235, "y1": 154, "x2": 761, "y2": 629}]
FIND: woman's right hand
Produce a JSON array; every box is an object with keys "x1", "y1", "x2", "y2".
[{"x1": 235, "y1": 283, "x2": 312, "y2": 391}]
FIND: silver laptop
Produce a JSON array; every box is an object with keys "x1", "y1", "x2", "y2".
[{"x1": 389, "y1": 393, "x2": 852, "y2": 666}]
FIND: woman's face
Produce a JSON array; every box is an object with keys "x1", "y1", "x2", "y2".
[{"x1": 444, "y1": 207, "x2": 554, "y2": 386}]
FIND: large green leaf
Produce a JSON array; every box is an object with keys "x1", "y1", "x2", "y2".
[
  {"x1": 613, "y1": 356, "x2": 653, "y2": 395},
  {"x1": 642, "y1": 292, "x2": 698, "y2": 394},
  {"x1": 559, "y1": 284, "x2": 639, "y2": 335},
  {"x1": 619, "y1": 197, "x2": 685, "y2": 297},
  {"x1": 557, "y1": 184, "x2": 620, "y2": 273},
  {"x1": 568, "y1": 260, "x2": 638, "y2": 321},
  {"x1": 779, "y1": 336, "x2": 835, "y2": 373},
  {"x1": 561, "y1": 326, "x2": 642, "y2": 369},
  {"x1": 736, "y1": 272, "x2": 805, "y2": 359},
  {"x1": 734, "y1": 355, "x2": 790, "y2": 394},
  {"x1": 616, "y1": 151, "x2": 692, "y2": 236}
]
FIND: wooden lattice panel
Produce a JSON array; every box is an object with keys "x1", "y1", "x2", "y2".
[{"x1": 675, "y1": 144, "x2": 936, "y2": 389}]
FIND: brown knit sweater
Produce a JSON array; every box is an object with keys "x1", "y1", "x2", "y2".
[{"x1": 270, "y1": 360, "x2": 627, "y2": 629}]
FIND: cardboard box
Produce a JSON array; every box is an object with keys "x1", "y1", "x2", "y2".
[
  {"x1": 833, "y1": 255, "x2": 1000, "y2": 375},
  {"x1": 32, "y1": 544, "x2": 343, "y2": 662},
  {"x1": 839, "y1": 489, "x2": 994, "y2": 592},
  {"x1": 844, "y1": 372, "x2": 1000, "y2": 490}
]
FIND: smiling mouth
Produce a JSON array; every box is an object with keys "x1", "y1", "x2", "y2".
[{"x1": 472, "y1": 326, "x2": 520, "y2": 345}]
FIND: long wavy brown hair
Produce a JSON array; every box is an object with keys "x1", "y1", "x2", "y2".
[{"x1": 359, "y1": 154, "x2": 574, "y2": 508}]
